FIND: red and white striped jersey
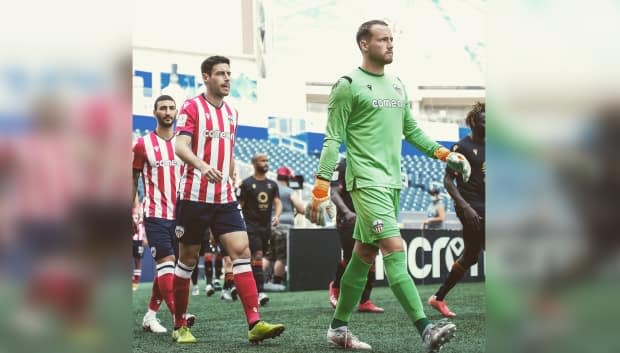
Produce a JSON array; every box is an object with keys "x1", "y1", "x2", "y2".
[
  {"x1": 175, "y1": 94, "x2": 238, "y2": 204},
  {"x1": 132, "y1": 132, "x2": 182, "y2": 220}
]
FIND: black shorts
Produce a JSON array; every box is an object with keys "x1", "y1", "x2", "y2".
[
  {"x1": 132, "y1": 240, "x2": 144, "y2": 258},
  {"x1": 456, "y1": 206, "x2": 485, "y2": 264},
  {"x1": 144, "y1": 217, "x2": 178, "y2": 261},
  {"x1": 248, "y1": 228, "x2": 270, "y2": 254},
  {"x1": 175, "y1": 200, "x2": 246, "y2": 245}
]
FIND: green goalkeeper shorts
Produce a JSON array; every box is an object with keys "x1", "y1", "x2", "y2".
[{"x1": 351, "y1": 187, "x2": 401, "y2": 246}]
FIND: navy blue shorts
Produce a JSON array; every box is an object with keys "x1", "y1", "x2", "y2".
[
  {"x1": 175, "y1": 200, "x2": 246, "y2": 245},
  {"x1": 132, "y1": 240, "x2": 144, "y2": 258},
  {"x1": 144, "y1": 217, "x2": 178, "y2": 261}
]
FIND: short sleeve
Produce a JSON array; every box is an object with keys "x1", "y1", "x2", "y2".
[
  {"x1": 238, "y1": 179, "x2": 249, "y2": 202},
  {"x1": 132, "y1": 137, "x2": 146, "y2": 170},
  {"x1": 272, "y1": 181, "x2": 280, "y2": 199},
  {"x1": 176, "y1": 99, "x2": 198, "y2": 136}
]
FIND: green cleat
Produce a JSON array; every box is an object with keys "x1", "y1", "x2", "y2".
[
  {"x1": 172, "y1": 326, "x2": 197, "y2": 344},
  {"x1": 248, "y1": 321, "x2": 285, "y2": 344}
]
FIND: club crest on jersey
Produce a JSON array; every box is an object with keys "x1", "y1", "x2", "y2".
[
  {"x1": 366, "y1": 84, "x2": 372, "y2": 91},
  {"x1": 175, "y1": 225, "x2": 185, "y2": 239},
  {"x1": 372, "y1": 219, "x2": 384, "y2": 233},
  {"x1": 226, "y1": 113, "x2": 234, "y2": 124},
  {"x1": 473, "y1": 148, "x2": 478, "y2": 156},
  {"x1": 154, "y1": 146, "x2": 160, "y2": 152}
]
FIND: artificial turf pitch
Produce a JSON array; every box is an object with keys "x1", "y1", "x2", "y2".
[{"x1": 133, "y1": 282, "x2": 484, "y2": 353}]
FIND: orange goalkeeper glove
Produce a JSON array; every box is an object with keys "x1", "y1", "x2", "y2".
[
  {"x1": 305, "y1": 177, "x2": 335, "y2": 226},
  {"x1": 435, "y1": 147, "x2": 472, "y2": 183}
]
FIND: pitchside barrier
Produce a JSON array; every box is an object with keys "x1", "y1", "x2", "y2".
[{"x1": 288, "y1": 228, "x2": 485, "y2": 291}]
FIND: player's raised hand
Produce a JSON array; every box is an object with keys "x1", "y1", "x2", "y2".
[{"x1": 199, "y1": 162, "x2": 223, "y2": 183}]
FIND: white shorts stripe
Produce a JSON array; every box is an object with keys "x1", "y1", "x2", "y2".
[{"x1": 157, "y1": 267, "x2": 175, "y2": 277}]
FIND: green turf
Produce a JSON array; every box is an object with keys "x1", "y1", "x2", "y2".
[{"x1": 133, "y1": 282, "x2": 484, "y2": 353}]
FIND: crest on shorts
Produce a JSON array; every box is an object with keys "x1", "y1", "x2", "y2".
[
  {"x1": 150, "y1": 246, "x2": 157, "y2": 258},
  {"x1": 175, "y1": 225, "x2": 185, "y2": 239},
  {"x1": 372, "y1": 219, "x2": 384, "y2": 233}
]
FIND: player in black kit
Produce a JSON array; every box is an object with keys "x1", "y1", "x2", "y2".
[
  {"x1": 238, "y1": 153, "x2": 282, "y2": 306},
  {"x1": 428, "y1": 102, "x2": 485, "y2": 317}
]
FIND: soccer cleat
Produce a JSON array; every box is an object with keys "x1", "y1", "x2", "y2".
[
  {"x1": 221, "y1": 288, "x2": 234, "y2": 301},
  {"x1": 191, "y1": 285, "x2": 199, "y2": 296},
  {"x1": 184, "y1": 313, "x2": 196, "y2": 328},
  {"x1": 326, "y1": 326, "x2": 372, "y2": 350},
  {"x1": 231, "y1": 286, "x2": 238, "y2": 301},
  {"x1": 258, "y1": 292, "x2": 269, "y2": 306},
  {"x1": 172, "y1": 326, "x2": 197, "y2": 344},
  {"x1": 428, "y1": 295, "x2": 456, "y2": 318},
  {"x1": 328, "y1": 281, "x2": 339, "y2": 308},
  {"x1": 212, "y1": 279, "x2": 222, "y2": 291},
  {"x1": 248, "y1": 321, "x2": 285, "y2": 344},
  {"x1": 358, "y1": 300, "x2": 385, "y2": 313},
  {"x1": 205, "y1": 284, "x2": 215, "y2": 297},
  {"x1": 263, "y1": 282, "x2": 286, "y2": 292},
  {"x1": 422, "y1": 319, "x2": 457, "y2": 353},
  {"x1": 142, "y1": 312, "x2": 167, "y2": 333}
]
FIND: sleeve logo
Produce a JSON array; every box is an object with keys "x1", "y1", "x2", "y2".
[{"x1": 177, "y1": 114, "x2": 188, "y2": 127}]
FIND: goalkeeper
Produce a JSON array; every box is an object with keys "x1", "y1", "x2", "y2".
[{"x1": 308, "y1": 20, "x2": 470, "y2": 352}]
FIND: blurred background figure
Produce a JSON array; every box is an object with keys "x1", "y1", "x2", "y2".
[
  {"x1": 131, "y1": 212, "x2": 147, "y2": 292},
  {"x1": 238, "y1": 153, "x2": 282, "y2": 305},
  {"x1": 263, "y1": 166, "x2": 305, "y2": 291},
  {"x1": 422, "y1": 181, "x2": 445, "y2": 230}
]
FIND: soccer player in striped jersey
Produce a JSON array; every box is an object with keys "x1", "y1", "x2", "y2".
[
  {"x1": 172, "y1": 55, "x2": 285, "y2": 344},
  {"x1": 132, "y1": 95, "x2": 183, "y2": 333}
]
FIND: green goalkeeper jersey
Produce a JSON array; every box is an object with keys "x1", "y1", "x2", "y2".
[{"x1": 317, "y1": 67, "x2": 442, "y2": 191}]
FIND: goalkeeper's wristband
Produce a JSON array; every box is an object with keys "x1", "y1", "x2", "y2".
[
  {"x1": 313, "y1": 176, "x2": 330, "y2": 199},
  {"x1": 434, "y1": 147, "x2": 451, "y2": 161}
]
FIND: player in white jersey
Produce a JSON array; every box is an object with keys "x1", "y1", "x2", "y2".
[{"x1": 171, "y1": 55, "x2": 285, "y2": 344}]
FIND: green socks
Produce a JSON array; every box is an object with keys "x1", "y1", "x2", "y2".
[
  {"x1": 384, "y1": 251, "x2": 429, "y2": 335},
  {"x1": 331, "y1": 253, "x2": 372, "y2": 328},
  {"x1": 330, "y1": 250, "x2": 430, "y2": 336}
]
